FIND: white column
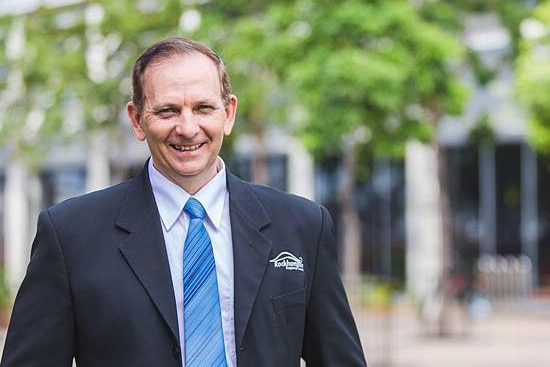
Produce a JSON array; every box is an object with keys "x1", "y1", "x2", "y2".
[
  {"x1": 286, "y1": 138, "x2": 315, "y2": 200},
  {"x1": 405, "y1": 141, "x2": 443, "y2": 300},
  {"x1": 4, "y1": 161, "x2": 31, "y2": 292},
  {"x1": 86, "y1": 130, "x2": 111, "y2": 192}
]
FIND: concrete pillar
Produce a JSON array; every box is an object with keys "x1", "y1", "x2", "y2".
[
  {"x1": 86, "y1": 130, "x2": 111, "y2": 192},
  {"x1": 4, "y1": 161, "x2": 31, "y2": 292},
  {"x1": 1, "y1": 17, "x2": 30, "y2": 293},
  {"x1": 286, "y1": 138, "x2": 315, "y2": 200},
  {"x1": 84, "y1": 3, "x2": 111, "y2": 194},
  {"x1": 405, "y1": 141, "x2": 443, "y2": 300}
]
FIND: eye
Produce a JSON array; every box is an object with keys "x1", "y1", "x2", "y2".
[
  {"x1": 194, "y1": 104, "x2": 216, "y2": 114},
  {"x1": 155, "y1": 107, "x2": 179, "y2": 119}
]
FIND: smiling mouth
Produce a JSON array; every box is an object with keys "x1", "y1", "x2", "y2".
[{"x1": 171, "y1": 143, "x2": 204, "y2": 152}]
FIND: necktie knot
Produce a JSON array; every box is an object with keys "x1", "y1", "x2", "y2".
[{"x1": 184, "y1": 197, "x2": 206, "y2": 220}]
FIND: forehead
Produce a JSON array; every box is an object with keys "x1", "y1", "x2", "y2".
[{"x1": 142, "y1": 53, "x2": 221, "y2": 102}]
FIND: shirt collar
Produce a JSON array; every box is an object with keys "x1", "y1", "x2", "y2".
[{"x1": 148, "y1": 158, "x2": 228, "y2": 231}]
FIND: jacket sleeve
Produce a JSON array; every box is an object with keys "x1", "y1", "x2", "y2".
[
  {"x1": 1, "y1": 210, "x2": 75, "y2": 367},
  {"x1": 302, "y1": 206, "x2": 367, "y2": 367}
]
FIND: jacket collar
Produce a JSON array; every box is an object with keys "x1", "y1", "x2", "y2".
[
  {"x1": 114, "y1": 164, "x2": 275, "y2": 349},
  {"x1": 116, "y1": 163, "x2": 180, "y2": 342}
]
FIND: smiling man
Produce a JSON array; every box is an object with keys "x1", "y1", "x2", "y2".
[
  {"x1": 1, "y1": 37, "x2": 367, "y2": 367},
  {"x1": 127, "y1": 49, "x2": 237, "y2": 195}
]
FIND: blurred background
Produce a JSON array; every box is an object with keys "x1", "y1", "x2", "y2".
[{"x1": 0, "y1": 0, "x2": 549, "y2": 366}]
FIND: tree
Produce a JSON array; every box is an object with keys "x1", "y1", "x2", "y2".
[
  {"x1": 0, "y1": 0, "x2": 296, "y2": 184},
  {"x1": 416, "y1": 0, "x2": 541, "y2": 335},
  {"x1": 517, "y1": 0, "x2": 550, "y2": 153},
  {"x1": 0, "y1": 1, "x2": 468, "y2": 292},
  {"x1": 262, "y1": 1, "x2": 467, "y2": 297},
  {"x1": 0, "y1": 0, "x2": 191, "y2": 167}
]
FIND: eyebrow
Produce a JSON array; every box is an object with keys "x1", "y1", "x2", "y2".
[{"x1": 193, "y1": 97, "x2": 222, "y2": 106}]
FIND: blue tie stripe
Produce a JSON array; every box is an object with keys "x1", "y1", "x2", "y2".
[{"x1": 183, "y1": 198, "x2": 227, "y2": 367}]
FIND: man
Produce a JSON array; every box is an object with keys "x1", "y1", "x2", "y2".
[{"x1": 1, "y1": 37, "x2": 366, "y2": 367}]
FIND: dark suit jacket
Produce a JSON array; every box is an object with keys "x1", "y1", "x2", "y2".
[{"x1": 1, "y1": 164, "x2": 366, "y2": 367}]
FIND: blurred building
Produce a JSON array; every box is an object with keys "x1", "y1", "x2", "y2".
[
  {"x1": 317, "y1": 13, "x2": 550, "y2": 300},
  {"x1": 407, "y1": 13, "x2": 549, "y2": 301}
]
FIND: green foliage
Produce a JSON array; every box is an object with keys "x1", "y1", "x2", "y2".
[
  {"x1": 0, "y1": 267, "x2": 11, "y2": 309},
  {"x1": 419, "y1": 0, "x2": 541, "y2": 53},
  {"x1": 0, "y1": 0, "x2": 471, "y2": 167},
  {"x1": 417, "y1": 0, "x2": 466, "y2": 33},
  {"x1": 0, "y1": 0, "x2": 189, "y2": 162},
  {"x1": 490, "y1": 0, "x2": 542, "y2": 57},
  {"x1": 274, "y1": 0, "x2": 467, "y2": 160},
  {"x1": 466, "y1": 50, "x2": 498, "y2": 87},
  {"x1": 469, "y1": 111, "x2": 496, "y2": 147},
  {"x1": 516, "y1": 0, "x2": 550, "y2": 154},
  {"x1": 361, "y1": 277, "x2": 394, "y2": 310}
]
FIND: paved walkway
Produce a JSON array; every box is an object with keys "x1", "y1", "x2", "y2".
[
  {"x1": 356, "y1": 298, "x2": 550, "y2": 367},
  {"x1": 1, "y1": 299, "x2": 549, "y2": 366}
]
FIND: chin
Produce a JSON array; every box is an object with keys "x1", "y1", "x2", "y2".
[{"x1": 176, "y1": 164, "x2": 211, "y2": 177}]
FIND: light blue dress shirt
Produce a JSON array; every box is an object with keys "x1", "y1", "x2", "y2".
[{"x1": 148, "y1": 158, "x2": 236, "y2": 367}]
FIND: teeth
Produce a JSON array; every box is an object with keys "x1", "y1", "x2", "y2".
[{"x1": 173, "y1": 143, "x2": 202, "y2": 151}]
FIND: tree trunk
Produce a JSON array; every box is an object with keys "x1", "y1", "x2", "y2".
[
  {"x1": 338, "y1": 133, "x2": 362, "y2": 300},
  {"x1": 251, "y1": 119, "x2": 269, "y2": 185},
  {"x1": 435, "y1": 138, "x2": 452, "y2": 337},
  {"x1": 428, "y1": 100, "x2": 453, "y2": 336},
  {"x1": 251, "y1": 145, "x2": 269, "y2": 185}
]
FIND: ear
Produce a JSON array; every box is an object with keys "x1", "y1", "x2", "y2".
[
  {"x1": 127, "y1": 102, "x2": 146, "y2": 141},
  {"x1": 223, "y1": 94, "x2": 238, "y2": 136}
]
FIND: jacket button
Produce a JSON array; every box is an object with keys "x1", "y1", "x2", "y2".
[{"x1": 172, "y1": 345, "x2": 181, "y2": 358}]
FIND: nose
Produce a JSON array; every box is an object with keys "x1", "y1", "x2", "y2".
[{"x1": 173, "y1": 109, "x2": 199, "y2": 137}]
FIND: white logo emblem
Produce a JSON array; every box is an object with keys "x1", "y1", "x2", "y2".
[{"x1": 270, "y1": 251, "x2": 304, "y2": 272}]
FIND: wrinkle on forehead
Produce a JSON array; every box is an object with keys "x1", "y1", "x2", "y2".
[{"x1": 141, "y1": 54, "x2": 223, "y2": 108}]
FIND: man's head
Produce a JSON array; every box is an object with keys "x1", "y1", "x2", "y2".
[
  {"x1": 127, "y1": 37, "x2": 238, "y2": 194},
  {"x1": 130, "y1": 37, "x2": 232, "y2": 112}
]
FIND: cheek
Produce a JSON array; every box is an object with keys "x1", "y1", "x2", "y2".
[{"x1": 141, "y1": 117, "x2": 169, "y2": 141}]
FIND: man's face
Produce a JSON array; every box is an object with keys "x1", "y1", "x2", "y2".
[{"x1": 128, "y1": 53, "x2": 237, "y2": 193}]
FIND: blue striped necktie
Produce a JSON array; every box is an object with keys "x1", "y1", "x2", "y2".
[{"x1": 183, "y1": 198, "x2": 227, "y2": 367}]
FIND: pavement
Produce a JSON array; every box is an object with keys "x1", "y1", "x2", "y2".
[
  {"x1": 355, "y1": 297, "x2": 550, "y2": 367},
  {"x1": 0, "y1": 298, "x2": 549, "y2": 366}
]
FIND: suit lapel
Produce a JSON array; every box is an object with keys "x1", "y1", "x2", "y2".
[
  {"x1": 116, "y1": 166, "x2": 179, "y2": 342},
  {"x1": 113, "y1": 168, "x2": 272, "y2": 347},
  {"x1": 227, "y1": 173, "x2": 272, "y2": 349}
]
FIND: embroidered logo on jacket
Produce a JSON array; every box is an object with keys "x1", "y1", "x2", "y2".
[{"x1": 269, "y1": 251, "x2": 304, "y2": 272}]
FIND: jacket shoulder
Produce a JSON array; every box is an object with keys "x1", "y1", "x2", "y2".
[
  {"x1": 232, "y1": 176, "x2": 329, "y2": 227},
  {"x1": 46, "y1": 175, "x2": 136, "y2": 221},
  {"x1": 250, "y1": 183, "x2": 320, "y2": 211}
]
